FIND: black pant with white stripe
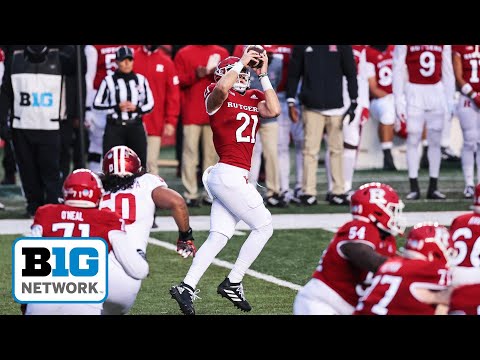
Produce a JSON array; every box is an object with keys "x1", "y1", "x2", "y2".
[{"x1": 102, "y1": 122, "x2": 147, "y2": 168}]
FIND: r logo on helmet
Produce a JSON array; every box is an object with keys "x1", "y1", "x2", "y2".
[{"x1": 369, "y1": 188, "x2": 387, "y2": 205}]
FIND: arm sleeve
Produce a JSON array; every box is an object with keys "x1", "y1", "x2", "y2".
[
  {"x1": 285, "y1": 45, "x2": 304, "y2": 102},
  {"x1": 342, "y1": 45, "x2": 358, "y2": 100},
  {"x1": 164, "y1": 62, "x2": 180, "y2": 127},
  {"x1": 108, "y1": 230, "x2": 149, "y2": 280},
  {"x1": 173, "y1": 50, "x2": 197, "y2": 88},
  {"x1": 441, "y1": 45, "x2": 455, "y2": 112},
  {"x1": 92, "y1": 77, "x2": 114, "y2": 111},
  {"x1": 84, "y1": 45, "x2": 98, "y2": 108},
  {"x1": 392, "y1": 45, "x2": 407, "y2": 106},
  {"x1": 138, "y1": 76, "x2": 154, "y2": 114}
]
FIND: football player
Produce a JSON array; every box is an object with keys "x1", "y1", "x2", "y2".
[
  {"x1": 354, "y1": 222, "x2": 454, "y2": 315},
  {"x1": 170, "y1": 48, "x2": 281, "y2": 315},
  {"x1": 367, "y1": 45, "x2": 398, "y2": 170},
  {"x1": 452, "y1": 45, "x2": 480, "y2": 199},
  {"x1": 448, "y1": 183, "x2": 480, "y2": 285},
  {"x1": 99, "y1": 145, "x2": 195, "y2": 315},
  {"x1": 25, "y1": 169, "x2": 149, "y2": 315},
  {"x1": 325, "y1": 45, "x2": 373, "y2": 197},
  {"x1": 293, "y1": 182, "x2": 405, "y2": 315},
  {"x1": 392, "y1": 45, "x2": 455, "y2": 200}
]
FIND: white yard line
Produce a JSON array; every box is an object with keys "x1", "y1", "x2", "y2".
[{"x1": 147, "y1": 237, "x2": 302, "y2": 291}]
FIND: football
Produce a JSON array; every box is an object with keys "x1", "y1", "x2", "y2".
[{"x1": 246, "y1": 45, "x2": 265, "y2": 69}]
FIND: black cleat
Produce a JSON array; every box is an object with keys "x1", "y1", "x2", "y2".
[
  {"x1": 217, "y1": 277, "x2": 252, "y2": 312},
  {"x1": 464, "y1": 186, "x2": 475, "y2": 199},
  {"x1": 427, "y1": 190, "x2": 447, "y2": 200},
  {"x1": 169, "y1": 282, "x2": 200, "y2": 315},
  {"x1": 406, "y1": 191, "x2": 420, "y2": 200},
  {"x1": 299, "y1": 194, "x2": 318, "y2": 206},
  {"x1": 329, "y1": 193, "x2": 349, "y2": 206}
]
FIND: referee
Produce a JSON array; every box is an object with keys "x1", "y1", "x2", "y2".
[{"x1": 93, "y1": 46, "x2": 154, "y2": 167}]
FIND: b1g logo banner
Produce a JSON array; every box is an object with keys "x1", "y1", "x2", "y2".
[{"x1": 12, "y1": 238, "x2": 108, "y2": 303}]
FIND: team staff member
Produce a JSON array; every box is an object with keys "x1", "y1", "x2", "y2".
[
  {"x1": 0, "y1": 45, "x2": 76, "y2": 217},
  {"x1": 286, "y1": 45, "x2": 358, "y2": 206},
  {"x1": 93, "y1": 46, "x2": 154, "y2": 167}
]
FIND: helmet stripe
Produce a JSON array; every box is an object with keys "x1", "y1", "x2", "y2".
[
  {"x1": 113, "y1": 146, "x2": 120, "y2": 174},
  {"x1": 120, "y1": 146, "x2": 126, "y2": 174}
]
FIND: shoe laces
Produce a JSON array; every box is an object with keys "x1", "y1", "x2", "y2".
[
  {"x1": 233, "y1": 283, "x2": 246, "y2": 301},
  {"x1": 188, "y1": 288, "x2": 201, "y2": 301}
]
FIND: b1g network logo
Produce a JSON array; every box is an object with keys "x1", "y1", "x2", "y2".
[{"x1": 12, "y1": 238, "x2": 108, "y2": 303}]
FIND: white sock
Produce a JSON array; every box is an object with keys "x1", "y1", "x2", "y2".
[
  {"x1": 343, "y1": 148, "x2": 357, "y2": 192},
  {"x1": 381, "y1": 142, "x2": 393, "y2": 150},
  {"x1": 183, "y1": 231, "x2": 229, "y2": 289},
  {"x1": 228, "y1": 223, "x2": 273, "y2": 283}
]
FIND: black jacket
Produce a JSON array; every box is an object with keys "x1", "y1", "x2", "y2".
[{"x1": 286, "y1": 45, "x2": 358, "y2": 110}]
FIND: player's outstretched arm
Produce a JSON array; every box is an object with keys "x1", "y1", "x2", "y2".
[{"x1": 152, "y1": 187, "x2": 196, "y2": 258}]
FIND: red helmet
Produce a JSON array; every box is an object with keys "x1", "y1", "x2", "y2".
[
  {"x1": 103, "y1": 145, "x2": 142, "y2": 177},
  {"x1": 394, "y1": 117, "x2": 407, "y2": 139},
  {"x1": 63, "y1": 169, "x2": 104, "y2": 208},
  {"x1": 404, "y1": 222, "x2": 456, "y2": 266},
  {"x1": 350, "y1": 182, "x2": 406, "y2": 236},
  {"x1": 214, "y1": 56, "x2": 250, "y2": 92},
  {"x1": 474, "y1": 183, "x2": 480, "y2": 214}
]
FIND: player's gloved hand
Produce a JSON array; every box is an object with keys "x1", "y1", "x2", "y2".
[
  {"x1": 342, "y1": 99, "x2": 358, "y2": 124},
  {"x1": 177, "y1": 227, "x2": 197, "y2": 258}
]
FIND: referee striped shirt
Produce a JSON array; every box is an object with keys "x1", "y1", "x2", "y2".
[{"x1": 93, "y1": 70, "x2": 154, "y2": 121}]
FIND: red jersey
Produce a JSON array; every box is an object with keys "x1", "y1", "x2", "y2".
[
  {"x1": 405, "y1": 45, "x2": 444, "y2": 85},
  {"x1": 204, "y1": 83, "x2": 265, "y2": 171},
  {"x1": 92, "y1": 45, "x2": 137, "y2": 90},
  {"x1": 449, "y1": 284, "x2": 480, "y2": 315},
  {"x1": 452, "y1": 45, "x2": 480, "y2": 92},
  {"x1": 32, "y1": 204, "x2": 125, "y2": 252},
  {"x1": 133, "y1": 46, "x2": 180, "y2": 136},
  {"x1": 312, "y1": 219, "x2": 397, "y2": 306},
  {"x1": 366, "y1": 45, "x2": 395, "y2": 94},
  {"x1": 174, "y1": 45, "x2": 230, "y2": 126},
  {"x1": 354, "y1": 257, "x2": 450, "y2": 315},
  {"x1": 449, "y1": 212, "x2": 480, "y2": 268},
  {"x1": 352, "y1": 45, "x2": 366, "y2": 69}
]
